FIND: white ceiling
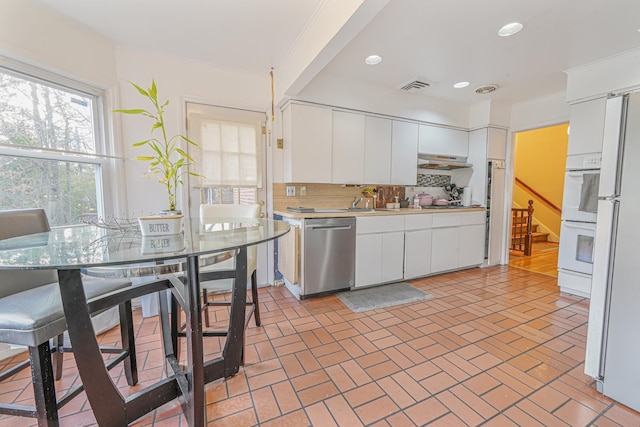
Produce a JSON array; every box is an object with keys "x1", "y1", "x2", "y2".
[{"x1": 30, "y1": 0, "x2": 640, "y2": 105}]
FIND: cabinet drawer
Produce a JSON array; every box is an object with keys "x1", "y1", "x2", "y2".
[
  {"x1": 460, "y1": 211, "x2": 486, "y2": 225},
  {"x1": 404, "y1": 214, "x2": 433, "y2": 230},
  {"x1": 357, "y1": 215, "x2": 404, "y2": 234},
  {"x1": 432, "y1": 213, "x2": 460, "y2": 228}
]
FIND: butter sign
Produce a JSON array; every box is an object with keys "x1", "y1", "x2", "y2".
[
  {"x1": 141, "y1": 233, "x2": 185, "y2": 254},
  {"x1": 138, "y1": 215, "x2": 183, "y2": 236},
  {"x1": 149, "y1": 223, "x2": 171, "y2": 233},
  {"x1": 149, "y1": 237, "x2": 171, "y2": 249}
]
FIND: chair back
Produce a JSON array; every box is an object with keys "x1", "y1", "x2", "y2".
[
  {"x1": 199, "y1": 204, "x2": 261, "y2": 273},
  {"x1": 0, "y1": 209, "x2": 58, "y2": 298}
]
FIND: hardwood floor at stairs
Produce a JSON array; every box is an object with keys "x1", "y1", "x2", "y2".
[{"x1": 509, "y1": 241, "x2": 559, "y2": 277}]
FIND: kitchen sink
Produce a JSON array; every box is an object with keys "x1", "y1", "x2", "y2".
[
  {"x1": 312, "y1": 209, "x2": 345, "y2": 213},
  {"x1": 343, "y1": 208, "x2": 376, "y2": 213}
]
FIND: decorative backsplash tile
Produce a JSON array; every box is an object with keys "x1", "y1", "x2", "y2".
[{"x1": 417, "y1": 174, "x2": 451, "y2": 187}]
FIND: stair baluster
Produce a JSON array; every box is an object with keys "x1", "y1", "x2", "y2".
[{"x1": 511, "y1": 200, "x2": 535, "y2": 256}]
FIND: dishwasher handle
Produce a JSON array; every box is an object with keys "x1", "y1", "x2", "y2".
[{"x1": 307, "y1": 224, "x2": 353, "y2": 231}]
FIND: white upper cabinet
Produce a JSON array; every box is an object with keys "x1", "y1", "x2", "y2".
[
  {"x1": 567, "y1": 97, "x2": 607, "y2": 156},
  {"x1": 418, "y1": 124, "x2": 469, "y2": 157},
  {"x1": 391, "y1": 121, "x2": 419, "y2": 185},
  {"x1": 332, "y1": 111, "x2": 365, "y2": 184},
  {"x1": 282, "y1": 103, "x2": 332, "y2": 183},
  {"x1": 364, "y1": 116, "x2": 392, "y2": 184}
]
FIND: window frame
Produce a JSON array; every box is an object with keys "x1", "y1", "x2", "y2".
[
  {"x1": 185, "y1": 102, "x2": 267, "y2": 209},
  {"x1": 0, "y1": 56, "x2": 124, "y2": 224}
]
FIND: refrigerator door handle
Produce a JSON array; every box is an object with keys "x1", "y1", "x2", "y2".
[
  {"x1": 598, "y1": 195, "x2": 620, "y2": 202},
  {"x1": 585, "y1": 199, "x2": 619, "y2": 379},
  {"x1": 599, "y1": 96, "x2": 626, "y2": 197}
]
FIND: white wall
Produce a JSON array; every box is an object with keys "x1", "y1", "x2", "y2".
[
  {"x1": 510, "y1": 91, "x2": 570, "y2": 132},
  {"x1": 0, "y1": 1, "x2": 275, "y2": 217},
  {"x1": 0, "y1": 0, "x2": 117, "y2": 88},
  {"x1": 114, "y1": 48, "x2": 272, "y2": 215},
  {"x1": 566, "y1": 48, "x2": 640, "y2": 103}
]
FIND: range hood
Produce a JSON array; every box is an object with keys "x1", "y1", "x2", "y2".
[{"x1": 417, "y1": 154, "x2": 472, "y2": 170}]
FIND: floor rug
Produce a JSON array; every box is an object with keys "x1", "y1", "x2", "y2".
[{"x1": 337, "y1": 282, "x2": 434, "y2": 313}]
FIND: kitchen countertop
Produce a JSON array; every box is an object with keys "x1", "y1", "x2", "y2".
[{"x1": 274, "y1": 206, "x2": 485, "y2": 219}]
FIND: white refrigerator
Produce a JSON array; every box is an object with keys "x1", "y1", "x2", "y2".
[{"x1": 585, "y1": 92, "x2": 640, "y2": 412}]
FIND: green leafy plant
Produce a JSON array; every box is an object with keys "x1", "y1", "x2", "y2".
[{"x1": 114, "y1": 79, "x2": 201, "y2": 211}]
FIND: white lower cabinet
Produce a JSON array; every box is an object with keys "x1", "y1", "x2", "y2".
[
  {"x1": 381, "y1": 232, "x2": 405, "y2": 283},
  {"x1": 404, "y1": 214, "x2": 433, "y2": 279},
  {"x1": 404, "y1": 229, "x2": 432, "y2": 279},
  {"x1": 431, "y1": 227, "x2": 460, "y2": 273},
  {"x1": 355, "y1": 233, "x2": 382, "y2": 287},
  {"x1": 354, "y1": 211, "x2": 485, "y2": 288},
  {"x1": 458, "y1": 211, "x2": 487, "y2": 267},
  {"x1": 355, "y1": 216, "x2": 404, "y2": 287},
  {"x1": 430, "y1": 211, "x2": 486, "y2": 273},
  {"x1": 459, "y1": 223, "x2": 486, "y2": 267}
]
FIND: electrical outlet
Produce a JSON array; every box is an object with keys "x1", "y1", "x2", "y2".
[
  {"x1": 300, "y1": 185, "x2": 307, "y2": 196},
  {"x1": 286, "y1": 186, "x2": 295, "y2": 196}
]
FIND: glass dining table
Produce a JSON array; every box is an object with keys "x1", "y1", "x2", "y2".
[{"x1": 0, "y1": 216, "x2": 289, "y2": 426}]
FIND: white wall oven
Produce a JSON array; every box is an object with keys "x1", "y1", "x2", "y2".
[
  {"x1": 558, "y1": 220, "x2": 596, "y2": 275},
  {"x1": 562, "y1": 169, "x2": 599, "y2": 223},
  {"x1": 558, "y1": 153, "x2": 601, "y2": 297}
]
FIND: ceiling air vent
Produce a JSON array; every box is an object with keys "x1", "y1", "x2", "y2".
[
  {"x1": 397, "y1": 77, "x2": 431, "y2": 93},
  {"x1": 475, "y1": 84, "x2": 499, "y2": 94}
]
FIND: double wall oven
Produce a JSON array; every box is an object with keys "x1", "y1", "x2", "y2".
[{"x1": 558, "y1": 153, "x2": 601, "y2": 297}]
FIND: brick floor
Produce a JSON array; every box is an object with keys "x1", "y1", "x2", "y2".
[{"x1": 1, "y1": 266, "x2": 639, "y2": 426}]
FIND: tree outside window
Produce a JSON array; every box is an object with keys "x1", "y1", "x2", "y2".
[{"x1": 0, "y1": 66, "x2": 106, "y2": 226}]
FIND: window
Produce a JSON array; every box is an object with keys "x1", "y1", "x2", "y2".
[
  {"x1": 0, "y1": 60, "x2": 115, "y2": 226},
  {"x1": 186, "y1": 103, "x2": 265, "y2": 206}
]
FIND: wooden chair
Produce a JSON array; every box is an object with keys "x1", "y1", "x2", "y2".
[
  {"x1": 0, "y1": 208, "x2": 138, "y2": 426},
  {"x1": 199, "y1": 203, "x2": 262, "y2": 329}
]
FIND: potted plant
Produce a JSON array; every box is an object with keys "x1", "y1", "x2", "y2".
[{"x1": 115, "y1": 79, "x2": 201, "y2": 235}]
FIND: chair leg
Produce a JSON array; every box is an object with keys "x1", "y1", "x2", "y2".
[
  {"x1": 250, "y1": 270, "x2": 261, "y2": 327},
  {"x1": 28, "y1": 342, "x2": 59, "y2": 427},
  {"x1": 52, "y1": 334, "x2": 64, "y2": 381},
  {"x1": 170, "y1": 293, "x2": 181, "y2": 358},
  {"x1": 203, "y1": 288, "x2": 211, "y2": 327},
  {"x1": 118, "y1": 301, "x2": 138, "y2": 386}
]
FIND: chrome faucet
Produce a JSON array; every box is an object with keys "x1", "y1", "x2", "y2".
[{"x1": 351, "y1": 197, "x2": 362, "y2": 208}]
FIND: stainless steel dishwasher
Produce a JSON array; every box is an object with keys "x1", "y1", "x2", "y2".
[{"x1": 303, "y1": 217, "x2": 355, "y2": 297}]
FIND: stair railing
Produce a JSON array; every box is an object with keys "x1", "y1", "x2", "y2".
[{"x1": 511, "y1": 200, "x2": 534, "y2": 256}]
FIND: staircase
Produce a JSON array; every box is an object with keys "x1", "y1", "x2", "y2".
[
  {"x1": 511, "y1": 200, "x2": 550, "y2": 256},
  {"x1": 512, "y1": 219, "x2": 550, "y2": 244}
]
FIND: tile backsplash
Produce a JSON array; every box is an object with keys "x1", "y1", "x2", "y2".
[{"x1": 417, "y1": 173, "x2": 451, "y2": 187}]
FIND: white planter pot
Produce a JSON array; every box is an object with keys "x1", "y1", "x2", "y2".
[{"x1": 138, "y1": 214, "x2": 183, "y2": 236}]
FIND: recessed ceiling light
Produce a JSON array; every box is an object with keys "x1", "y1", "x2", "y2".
[
  {"x1": 365, "y1": 55, "x2": 382, "y2": 65},
  {"x1": 498, "y1": 22, "x2": 524, "y2": 37},
  {"x1": 453, "y1": 81, "x2": 470, "y2": 89}
]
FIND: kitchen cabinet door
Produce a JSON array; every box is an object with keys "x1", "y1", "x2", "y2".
[
  {"x1": 381, "y1": 231, "x2": 405, "y2": 283},
  {"x1": 355, "y1": 234, "x2": 382, "y2": 287},
  {"x1": 282, "y1": 103, "x2": 332, "y2": 183},
  {"x1": 332, "y1": 111, "x2": 365, "y2": 184},
  {"x1": 431, "y1": 227, "x2": 460, "y2": 273},
  {"x1": 458, "y1": 224, "x2": 485, "y2": 267},
  {"x1": 364, "y1": 116, "x2": 392, "y2": 184},
  {"x1": 391, "y1": 120, "x2": 418, "y2": 185},
  {"x1": 568, "y1": 97, "x2": 606, "y2": 156},
  {"x1": 418, "y1": 124, "x2": 469, "y2": 158},
  {"x1": 404, "y1": 229, "x2": 432, "y2": 279}
]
